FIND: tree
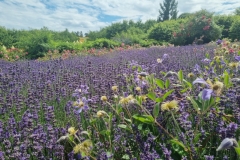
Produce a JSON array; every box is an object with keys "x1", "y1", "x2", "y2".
[
  {"x1": 157, "y1": 0, "x2": 178, "y2": 22},
  {"x1": 233, "y1": 7, "x2": 240, "y2": 15}
]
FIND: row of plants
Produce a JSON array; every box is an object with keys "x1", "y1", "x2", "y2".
[{"x1": 0, "y1": 39, "x2": 240, "y2": 159}]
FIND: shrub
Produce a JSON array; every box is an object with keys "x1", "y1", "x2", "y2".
[
  {"x1": 173, "y1": 9, "x2": 222, "y2": 45},
  {"x1": 214, "y1": 15, "x2": 236, "y2": 38},
  {"x1": 87, "y1": 38, "x2": 120, "y2": 49},
  {"x1": 229, "y1": 16, "x2": 240, "y2": 41}
]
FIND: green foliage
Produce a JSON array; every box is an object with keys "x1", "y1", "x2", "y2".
[
  {"x1": 85, "y1": 38, "x2": 120, "y2": 49},
  {"x1": 229, "y1": 16, "x2": 240, "y2": 41},
  {"x1": 112, "y1": 27, "x2": 147, "y2": 45},
  {"x1": 214, "y1": 15, "x2": 236, "y2": 38},
  {"x1": 148, "y1": 19, "x2": 184, "y2": 43}
]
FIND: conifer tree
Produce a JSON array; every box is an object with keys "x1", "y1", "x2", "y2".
[{"x1": 157, "y1": 0, "x2": 178, "y2": 22}]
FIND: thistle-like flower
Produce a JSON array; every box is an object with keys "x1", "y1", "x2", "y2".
[
  {"x1": 101, "y1": 96, "x2": 108, "y2": 102},
  {"x1": 187, "y1": 72, "x2": 195, "y2": 78},
  {"x1": 229, "y1": 62, "x2": 239, "y2": 69},
  {"x1": 97, "y1": 110, "x2": 108, "y2": 118},
  {"x1": 111, "y1": 86, "x2": 118, "y2": 92},
  {"x1": 119, "y1": 95, "x2": 135, "y2": 105},
  {"x1": 68, "y1": 127, "x2": 78, "y2": 135},
  {"x1": 216, "y1": 138, "x2": 239, "y2": 151},
  {"x1": 161, "y1": 100, "x2": 179, "y2": 111},
  {"x1": 135, "y1": 86, "x2": 141, "y2": 92},
  {"x1": 206, "y1": 79, "x2": 224, "y2": 96},
  {"x1": 73, "y1": 139, "x2": 93, "y2": 155},
  {"x1": 157, "y1": 58, "x2": 163, "y2": 63}
]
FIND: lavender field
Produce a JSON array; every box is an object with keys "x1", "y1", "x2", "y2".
[{"x1": 0, "y1": 41, "x2": 240, "y2": 160}]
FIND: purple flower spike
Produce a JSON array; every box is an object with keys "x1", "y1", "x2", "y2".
[
  {"x1": 235, "y1": 56, "x2": 240, "y2": 62},
  {"x1": 201, "y1": 89, "x2": 213, "y2": 100}
]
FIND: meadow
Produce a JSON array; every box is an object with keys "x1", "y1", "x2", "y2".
[{"x1": 0, "y1": 39, "x2": 240, "y2": 160}]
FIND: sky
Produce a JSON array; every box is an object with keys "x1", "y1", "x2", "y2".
[{"x1": 0, "y1": 0, "x2": 239, "y2": 34}]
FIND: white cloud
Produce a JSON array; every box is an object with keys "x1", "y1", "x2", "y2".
[{"x1": 0, "y1": 0, "x2": 239, "y2": 34}]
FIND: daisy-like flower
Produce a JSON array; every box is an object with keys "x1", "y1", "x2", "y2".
[
  {"x1": 161, "y1": 100, "x2": 179, "y2": 111},
  {"x1": 73, "y1": 139, "x2": 93, "y2": 154},
  {"x1": 73, "y1": 97, "x2": 90, "y2": 113}
]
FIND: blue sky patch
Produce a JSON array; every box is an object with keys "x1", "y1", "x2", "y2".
[{"x1": 98, "y1": 14, "x2": 123, "y2": 22}]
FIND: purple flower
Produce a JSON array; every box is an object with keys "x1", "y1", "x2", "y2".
[
  {"x1": 216, "y1": 138, "x2": 239, "y2": 151},
  {"x1": 216, "y1": 39, "x2": 222, "y2": 45},
  {"x1": 73, "y1": 97, "x2": 90, "y2": 113},
  {"x1": 235, "y1": 56, "x2": 240, "y2": 62},
  {"x1": 193, "y1": 78, "x2": 209, "y2": 87},
  {"x1": 162, "y1": 54, "x2": 169, "y2": 59},
  {"x1": 72, "y1": 85, "x2": 89, "y2": 98},
  {"x1": 193, "y1": 78, "x2": 213, "y2": 100},
  {"x1": 193, "y1": 64, "x2": 201, "y2": 74},
  {"x1": 204, "y1": 155, "x2": 214, "y2": 160},
  {"x1": 202, "y1": 58, "x2": 211, "y2": 64},
  {"x1": 201, "y1": 89, "x2": 213, "y2": 100}
]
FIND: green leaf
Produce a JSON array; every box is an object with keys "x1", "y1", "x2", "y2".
[
  {"x1": 224, "y1": 70, "x2": 230, "y2": 88},
  {"x1": 69, "y1": 135, "x2": 74, "y2": 142},
  {"x1": 147, "y1": 92, "x2": 156, "y2": 101},
  {"x1": 137, "y1": 66, "x2": 142, "y2": 72},
  {"x1": 132, "y1": 114, "x2": 154, "y2": 124},
  {"x1": 153, "y1": 102, "x2": 160, "y2": 118},
  {"x1": 118, "y1": 124, "x2": 132, "y2": 131},
  {"x1": 155, "y1": 78, "x2": 165, "y2": 89},
  {"x1": 155, "y1": 97, "x2": 163, "y2": 103},
  {"x1": 100, "y1": 130, "x2": 111, "y2": 136},
  {"x1": 234, "y1": 147, "x2": 240, "y2": 156},
  {"x1": 170, "y1": 139, "x2": 188, "y2": 151},
  {"x1": 180, "y1": 88, "x2": 189, "y2": 93},
  {"x1": 162, "y1": 90, "x2": 174, "y2": 101},
  {"x1": 188, "y1": 96, "x2": 201, "y2": 114},
  {"x1": 124, "y1": 118, "x2": 132, "y2": 123},
  {"x1": 205, "y1": 52, "x2": 209, "y2": 58},
  {"x1": 165, "y1": 79, "x2": 170, "y2": 88},
  {"x1": 183, "y1": 79, "x2": 192, "y2": 88},
  {"x1": 122, "y1": 154, "x2": 130, "y2": 159},
  {"x1": 178, "y1": 70, "x2": 183, "y2": 83},
  {"x1": 238, "y1": 51, "x2": 240, "y2": 56}
]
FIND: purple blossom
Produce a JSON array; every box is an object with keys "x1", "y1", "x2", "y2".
[
  {"x1": 235, "y1": 56, "x2": 240, "y2": 62},
  {"x1": 201, "y1": 89, "x2": 213, "y2": 100},
  {"x1": 216, "y1": 39, "x2": 222, "y2": 45},
  {"x1": 73, "y1": 97, "x2": 90, "y2": 113}
]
